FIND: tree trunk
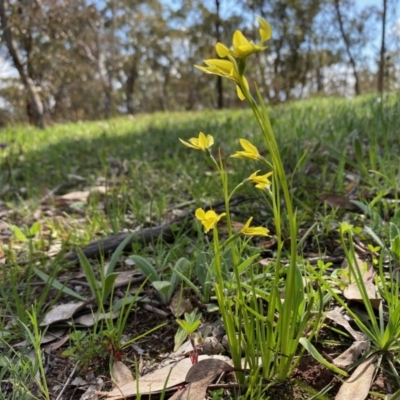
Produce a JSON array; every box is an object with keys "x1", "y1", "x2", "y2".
[
  {"x1": 215, "y1": 0, "x2": 224, "y2": 109},
  {"x1": 377, "y1": 0, "x2": 387, "y2": 93},
  {"x1": 0, "y1": 0, "x2": 45, "y2": 128},
  {"x1": 333, "y1": 0, "x2": 361, "y2": 96},
  {"x1": 125, "y1": 61, "x2": 138, "y2": 115}
]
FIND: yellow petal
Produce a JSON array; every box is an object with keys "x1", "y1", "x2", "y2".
[
  {"x1": 179, "y1": 138, "x2": 198, "y2": 149},
  {"x1": 216, "y1": 42, "x2": 231, "y2": 58},
  {"x1": 195, "y1": 64, "x2": 220, "y2": 75},
  {"x1": 240, "y1": 139, "x2": 259, "y2": 154},
  {"x1": 240, "y1": 217, "x2": 269, "y2": 236},
  {"x1": 195, "y1": 208, "x2": 206, "y2": 220},
  {"x1": 256, "y1": 15, "x2": 272, "y2": 42},
  {"x1": 236, "y1": 85, "x2": 245, "y2": 101},
  {"x1": 204, "y1": 59, "x2": 234, "y2": 75},
  {"x1": 243, "y1": 217, "x2": 253, "y2": 229},
  {"x1": 233, "y1": 30, "x2": 251, "y2": 52},
  {"x1": 236, "y1": 43, "x2": 256, "y2": 57}
]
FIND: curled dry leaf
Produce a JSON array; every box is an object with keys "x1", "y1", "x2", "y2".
[
  {"x1": 333, "y1": 340, "x2": 371, "y2": 368},
  {"x1": 326, "y1": 307, "x2": 367, "y2": 342}
]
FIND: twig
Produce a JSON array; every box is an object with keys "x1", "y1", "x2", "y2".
[{"x1": 55, "y1": 358, "x2": 81, "y2": 400}]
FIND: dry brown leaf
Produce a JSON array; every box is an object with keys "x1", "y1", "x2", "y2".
[
  {"x1": 185, "y1": 358, "x2": 234, "y2": 382},
  {"x1": 59, "y1": 191, "x2": 91, "y2": 202},
  {"x1": 319, "y1": 193, "x2": 357, "y2": 210},
  {"x1": 43, "y1": 334, "x2": 70, "y2": 352},
  {"x1": 46, "y1": 241, "x2": 63, "y2": 257},
  {"x1": 97, "y1": 355, "x2": 232, "y2": 399},
  {"x1": 326, "y1": 307, "x2": 367, "y2": 341},
  {"x1": 74, "y1": 310, "x2": 119, "y2": 327},
  {"x1": 167, "y1": 381, "x2": 205, "y2": 400},
  {"x1": 169, "y1": 289, "x2": 193, "y2": 317},
  {"x1": 259, "y1": 258, "x2": 273, "y2": 267},
  {"x1": 112, "y1": 361, "x2": 134, "y2": 386},
  {"x1": 40, "y1": 301, "x2": 86, "y2": 326},
  {"x1": 201, "y1": 337, "x2": 224, "y2": 355},
  {"x1": 169, "y1": 358, "x2": 235, "y2": 400},
  {"x1": 343, "y1": 281, "x2": 381, "y2": 309},
  {"x1": 113, "y1": 270, "x2": 143, "y2": 288},
  {"x1": 341, "y1": 254, "x2": 381, "y2": 309},
  {"x1": 333, "y1": 341, "x2": 370, "y2": 368},
  {"x1": 57, "y1": 186, "x2": 107, "y2": 203},
  {"x1": 335, "y1": 355, "x2": 377, "y2": 400},
  {"x1": 79, "y1": 377, "x2": 104, "y2": 400},
  {"x1": 340, "y1": 253, "x2": 371, "y2": 283}
]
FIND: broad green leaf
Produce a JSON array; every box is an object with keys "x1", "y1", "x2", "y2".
[
  {"x1": 170, "y1": 264, "x2": 203, "y2": 299},
  {"x1": 29, "y1": 221, "x2": 41, "y2": 237},
  {"x1": 169, "y1": 257, "x2": 190, "y2": 299},
  {"x1": 176, "y1": 319, "x2": 200, "y2": 334},
  {"x1": 237, "y1": 254, "x2": 261, "y2": 274},
  {"x1": 106, "y1": 233, "x2": 134, "y2": 277},
  {"x1": 78, "y1": 248, "x2": 101, "y2": 303},
  {"x1": 390, "y1": 222, "x2": 400, "y2": 260},
  {"x1": 354, "y1": 138, "x2": 363, "y2": 161},
  {"x1": 34, "y1": 268, "x2": 87, "y2": 301},
  {"x1": 103, "y1": 272, "x2": 119, "y2": 301},
  {"x1": 129, "y1": 255, "x2": 159, "y2": 282},
  {"x1": 174, "y1": 327, "x2": 188, "y2": 351},
  {"x1": 152, "y1": 281, "x2": 172, "y2": 304},
  {"x1": 11, "y1": 225, "x2": 27, "y2": 242},
  {"x1": 113, "y1": 295, "x2": 143, "y2": 313},
  {"x1": 195, "y1": 252, "x2": 209, "y2": 288}
]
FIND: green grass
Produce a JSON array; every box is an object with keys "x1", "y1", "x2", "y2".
[{"x1": 0, "y1": 93, "x2": 399, "y2": 399}]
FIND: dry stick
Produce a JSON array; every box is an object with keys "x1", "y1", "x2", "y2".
[
  {"x1": 55, "y1": 358, "x2": 81, "y2": 400},
  {"x1": 63, "y1": 195, "x2": 249, "y2": 262}
]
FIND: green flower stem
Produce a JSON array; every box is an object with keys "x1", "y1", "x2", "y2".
[
  {"x1": 227, "y1": 182, "x2": 244, "y2": 203},
  {"x1": 209, "y1": 153, "x2": 240, "y2": 268},
  {"x1": 239, "y1": 72, "x2": 299, "y2": 380},
  {"x1": 212, "y1": 226, "x2": 243, "y2": 380}
]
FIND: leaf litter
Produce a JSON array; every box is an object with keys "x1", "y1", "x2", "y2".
[{"x1": 98, "y1": 355, "x2": 233, "y2": 399}]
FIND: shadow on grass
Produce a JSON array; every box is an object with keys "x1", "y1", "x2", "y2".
[
  {"x1": 1, "y1": 94, "x2": 399, "y2": 207},
  {"x1": 0, "y1": 110, "x2": 256, "y2": 204}
]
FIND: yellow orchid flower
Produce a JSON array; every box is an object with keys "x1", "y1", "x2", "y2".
[
  {"x1": 195, "y1": 59, "x2": 249, "y2": 101},
  {"x1": 215, "y1": 16, "x2": 272, "y2": 60},
  {"x1": 179, "y1": 132, "x2": 214, "y2": 151},
  {"x1": 195, "y1": 208, "x2": 226, "y2": 233},
  {"x1": 231, "y1": 139, "x2": 262, "y2": 160},
  {"x1": 247, "y1": 170, "x2": 273, "y2": 189},
  {"x1": 240, "y1": 217, "x2": 269, "y2": 236}
]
